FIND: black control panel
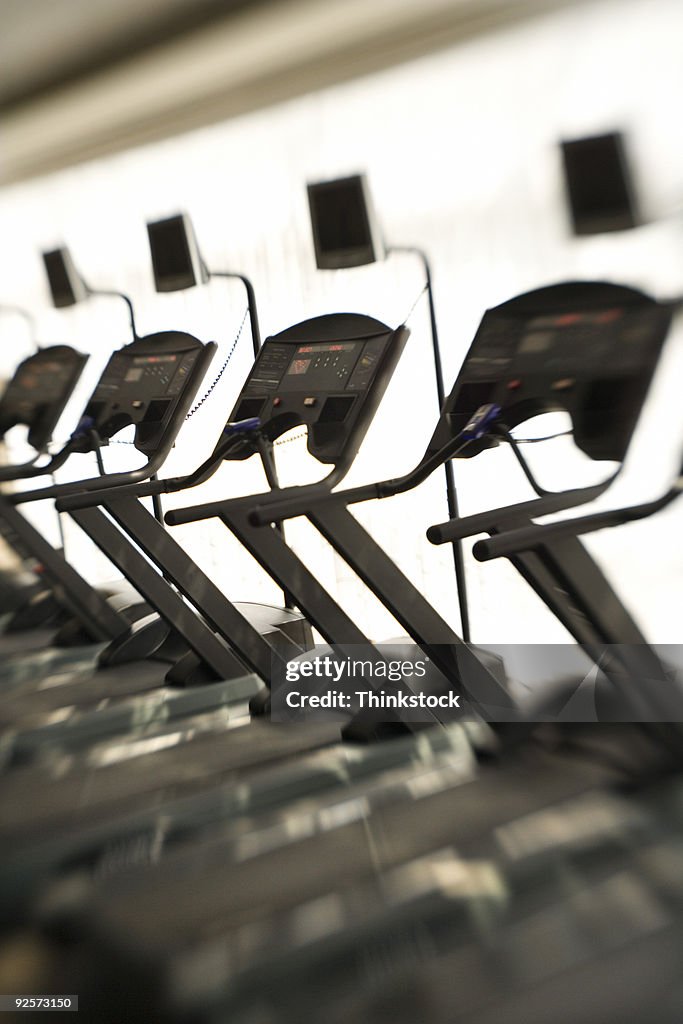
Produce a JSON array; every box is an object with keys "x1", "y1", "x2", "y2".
[
  {"x1": 427, "y1": 282, "x2": 672, "y2": 463},
  {"x1": 76, "y1": 332, "x2": 211, "y2": 455},
  {"x1": 228, "y1": 313, "x2": 409, "y2": 464},
  {"x1": 0, "y1": 346, "x2": 88, "y2": 452}
]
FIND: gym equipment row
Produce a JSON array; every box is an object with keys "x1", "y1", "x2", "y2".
[{"x1": 0, "y1": 150, "x2": 681, "y2": 1023}]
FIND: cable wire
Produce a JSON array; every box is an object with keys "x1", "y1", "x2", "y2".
[
  {"x1": 497, "y1": 423, "x2": 551, "y2": 496},
  {"x1": 401, "y1": 283, "x2": 428, "y2": 325},
  {"x1": 274, "y1": 430, "x2": 307, "y2": 447},
  {"x1": 185, "y1": 308, "x2": 249, "y2": 420},
  {"x1": 512, "y1": 429, "x2": 573, "y2": 444}
]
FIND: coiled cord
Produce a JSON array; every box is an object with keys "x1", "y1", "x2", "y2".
[{"x1": 185, "y1": 307, "x2": 249, "y2": 420}]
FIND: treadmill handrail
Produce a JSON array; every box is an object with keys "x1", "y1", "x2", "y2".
[
  {"x1": 59, "y1": 428, "x2": 354, "y2": 518},
  {"x1": 0, "y1": 454, "x2": 43, "y2": 482},
  {"x1": 11, "y1": 448, "x2": 168, "y2": 506},
  {"x1": 56, "y1": 428, "x2": 251, "y2": 511},
  {"x1": 162, "y1": 432, "x2": 506, "y2": 529},
  {"x1": 0, "y1": 442, "x2": 76, "y2": 484},
  {"x1": 426, "y1": 477, "x2": 616, "y2": 545},
  {"x1": 164, "y1": 464, "x2": 350, "y2": 528},
  {"x1": 473, "y1": 471, "x2": 683, "y2": 560},
  {"x1": 243, "y1": 432, "x2": 474, "y2": 528}
]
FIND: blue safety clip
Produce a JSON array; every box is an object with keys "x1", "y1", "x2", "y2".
[
  {"x1": 223, "y1": 417, "x2": 261, "y2": 436},
  {"x1": 462, "y1": 403, "x2": 501, "y2": 440},
  {"x1": 70, "y1": 414, "x2": 95, "y2": 440}
]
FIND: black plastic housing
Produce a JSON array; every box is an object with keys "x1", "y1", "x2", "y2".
[
  {"x1": 0, "y1": 345, "x2": 88, "y2": 452},
  {"x1": 426, "y1": 281, "x2": 671, "y2": 464},
  {"x1": 42, "y1": 248, "x2": 87, "y2": 307},
  {"x1": 78, "y1": 331, "x2": 209, "y2": 455},
  {"x1": 560, "y1": 132, "x2": 640, "y2": 235},
  {"x1": 228, "y1": 313, "x2": 409, "y2": 466},
  {"x1": 147, "y1": 213, "x2": 209, "y2": 292},
  {"x1": 307, "y1": 175, "x2": 384, "y2": 269}
]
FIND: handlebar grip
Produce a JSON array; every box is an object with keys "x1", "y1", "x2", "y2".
[
  {"x1": 57, "y1": 477, "x2": 168, "y2": 512},
  {"x1": 248, "y1": 480, "x2": 380, "y2": 527},
  {"x1": 428, "y1": 503, "x2": 532, "y2": 544},
  {"x1": 427, "y1": 481, "x2": 613, "y2": 546},
  {"x1": 164, "y1": 480, "x2": 347, "y2": 531},
  {"x1": 473, "y1": 527, "x2": 545, "y2": 560},
  {"x1": 164, "y1": 504, "x2": 205, "y2": 526},
  {"x1": 473, "y1": 509, "x2": 625, "y2": 560},
  {"x1": 427, "y1": 508, "x2": 507, "y2": 544}
]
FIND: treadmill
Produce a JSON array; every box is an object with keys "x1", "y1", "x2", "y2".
[
  {"x1": 0, "y1": 312, "x2": 410, "y2": 760},
  {"x1": 0, "y1": 343, "x2": 89, "y2": 626},
  {"x1": 5, "y1": 282, "x2": 675, "y2": 751},
  {"x1": 241, "y1": 280, "x2": 679, "y2": 733},
  {"x1": 0, "y1": 327, "x2": 226, "y2": 691}
]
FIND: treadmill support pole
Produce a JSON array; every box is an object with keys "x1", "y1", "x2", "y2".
[{"x1": 0, "y1": 495, "x2": 128, "y2": 641}]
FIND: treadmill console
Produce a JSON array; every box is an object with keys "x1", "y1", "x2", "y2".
[
  {"x1": 427, "y1": 282, "x2": 672, "y2": 463},
  {"x1": 228, "y1": 313, "x2": 409, "y2": 464},
  {"x1": 0, "y1": 346, "x2": 88, "y2": 452},
  {"x1": 76, "y1": 332, "x2": 212, "y2": 455}
]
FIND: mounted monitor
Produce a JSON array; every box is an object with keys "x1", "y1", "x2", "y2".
[
  {"x1": 307, "y1": 175, "x2": 384, "y2": 269},
  {"x1": 147, "y1": 213, "x2": 209, "y2": 293},
  {"x1": 42, "y1": 248, "x2": 88, "y2": 308},
  {"x1": 426, "y1": 281, "x2": 671, "y2": 464},
  {"x1": 560, "y1": 132, "x2": 640, "y2": 235},
  {"x1": 228, "y1": 312, "x2": 408, "y2": 465}
]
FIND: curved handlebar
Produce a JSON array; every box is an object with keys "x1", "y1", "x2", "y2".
[
  {"x1": 247, "y1": 432, "x2": 475, "y2": 527},
  {"x1": 57, "y1": 425, "x2": 254, "y2": 513},
  {"x1": 0, "y1": 442, "x2": 75, "y2": 484},
  {"x1": 426, "y1": 478, "x2": 613, "y2": 545},
  {"x1": 473, "y1": 476, "x2": 683, "y2": 560}
]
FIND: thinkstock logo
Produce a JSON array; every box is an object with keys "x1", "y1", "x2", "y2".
[{"x1": 271, "y1": 645, "x2": 465, "y2": 723}]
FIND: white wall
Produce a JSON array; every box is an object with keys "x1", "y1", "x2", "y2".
[{"x1": 0, "y1": 0, "x2": 681, "y2": 645}]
